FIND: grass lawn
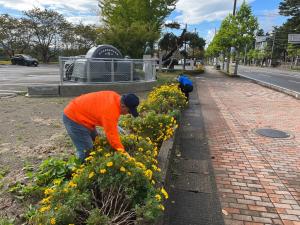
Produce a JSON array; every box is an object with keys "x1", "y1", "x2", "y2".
[{"x1": 0, "y1": 60, "x2": 11, "y2": 65}]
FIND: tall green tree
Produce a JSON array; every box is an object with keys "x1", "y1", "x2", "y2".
[
  {"x1": 276, "y1": 0, "x2": 300, "y2": 63},
  {"x1": 99, "y1": 0, "x2": 177, "y2": 58},
  {"x1": 0, "y1": 14, "x2": 32, "y2": 57},
  {"x1": 24, "y1": 8, "x2": 70, "y2": 63}
]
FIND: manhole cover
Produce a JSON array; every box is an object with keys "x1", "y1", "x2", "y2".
[{"x1": 255, "y1": 128, "x2": 290, "y2": 138}]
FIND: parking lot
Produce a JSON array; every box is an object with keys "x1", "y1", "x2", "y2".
[{"x1": 0, "y1": 64, "x2": 60, "y2": 96}]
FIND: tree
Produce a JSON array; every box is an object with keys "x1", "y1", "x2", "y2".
[
  {"x1": 279, "y1": 0, "x2": 300, "y2": 17},
  {"x1": 185, "y1": 32, "x2": 206, "y2": 58},
  {"x1": 0, "y1": 14, "x2": 34, "y2": 57},
  {"x1": 231, "y1": 2, "x2": 258, "y2": 73},
  {"x1": 256, "y1": 28, "x2": 265, "y2": 36},
  {"x1": 276, "y1": 0, "x2": 300, "y2": 64},
  {"x1": 98, "y1": 0, "x2": 177, "y2": 58},
  {"x1": 206, "y1": 2, "x2": 258, "y2": 73},
  {"x1": 24, "y1": 8, "x2": 70, "y2": 63}
]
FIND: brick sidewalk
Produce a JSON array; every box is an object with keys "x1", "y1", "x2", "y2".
[{"x1": 197, "y1": 68, "x2": 300, "y2": 225}]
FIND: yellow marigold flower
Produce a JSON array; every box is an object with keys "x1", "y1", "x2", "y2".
[
  {"x1": 161, "y1": 187, "x2": 169, "y2": 199},
  {"x1": 63, "y1": 188, "x2": 69, "y2": 193},
  {"x1": 89, "y1": 151, "x2": 96, "y2": 156},
  {"x1": 100, "y1": 169, "x2": 107, "y2": 174},
  {"x1": 40, "y1": 196, "x2": 51, "y2": 204},
  {"x1": 88, "y1": 172, "x2": 95, "y2": 179},
  {"x1": 67, "y1": 181, "x2": 77, "y2": 188},
  {"x1": 39, "y1": 205, "x2": 50, "y2": 212},
  {"x1": 155, "y1": 194, "x2": 162, "y2": 202},
  {"x1": 53, "y1": 179, "x2": 62, "y2": 185},
  {"x1": 106, "y1": 161, "x2": 113, "y2": 167},
  {"x1": 144, "y1": 169, "x2": 153, "y2": 180},
  {"x1": 152, "y1": 165, "x2": 158, "y2": 171},
  {"x1": 135, "y1": 162, "x2": 146, "y2": 170},
  {"x1": 120, "y1": 166, "x2": 126, "y2": 172},
  {"x1": 97, "y1": 147, "x2": 103, "y2": 152},
  {"x1": 158, "y1": 204, "x2": 165, "y2": 211},
  {"x1": 44, "y1": 188, "x2": 54, "y2": 195},
  {"x1": 50, "y1": 218, "x2": 56, "y2": 225},
  {"x1": 127, "y1": 171, "x2": 132, "y2": 176},
  {"x1": 85, "y1": 156, "x2": 94, "y2": 162},
  {"x1": 138, "y1": 147, "x2": 143, "y2": 152},
  {"x1": 157, "y1": 168, "x2": 161, "y2": 172},
  {"x1": 151, "y1": 180, "x2": 156, "y2": 185},
  {"x1": 105, "y1": 153, "x2": 111, "y2": 157}
]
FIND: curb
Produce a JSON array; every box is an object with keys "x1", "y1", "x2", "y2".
[
  {"x1": 239, "y1": 73, "x2": 300, "y2": 100},
  {"x1": 158, "y1": 129, "x2": 177, "y2": 184},
  {"x1": 154, "y1": 128, "x2": 177, "y2": 225}
]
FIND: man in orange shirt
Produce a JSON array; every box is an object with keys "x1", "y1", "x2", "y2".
[{"x1": 63, "y1": 91, "x2": 139, "y2": 161}]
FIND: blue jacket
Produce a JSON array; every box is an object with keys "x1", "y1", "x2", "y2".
[{"x1": 178, "y1": 75, "x2": 193, "y2": 86}]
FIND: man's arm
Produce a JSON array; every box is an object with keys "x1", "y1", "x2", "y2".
[{"x1": 102, "y1": 119, "x2": 125, "y2": 152}]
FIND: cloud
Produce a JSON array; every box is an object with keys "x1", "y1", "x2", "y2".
[
  {"x1": 175, "y1": 0, "x2": 256, "y2": 24},
  {"x1": 205, "y1": 29, "x2": 217, "y2": 47},
  {"x1": 255, "y1": 9, "x2": 282, "y2": 33},
  {"x1": 0, "y1": 0, "x2": 100, "y2": 24}
]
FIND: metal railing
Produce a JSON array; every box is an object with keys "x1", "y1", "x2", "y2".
[{"x1": 59, "y1": 56, "x2": 157, "y2": 85}]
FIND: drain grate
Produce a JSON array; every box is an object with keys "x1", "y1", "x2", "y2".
[{"x1": 255, "y1": 128, "x2": 290, "y2": 138}]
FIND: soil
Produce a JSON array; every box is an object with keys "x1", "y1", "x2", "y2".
[
  {"x1": 0, "y1": 95, "x2": 73, "y2": 221},
  {"x1": 0, "y1": 91, "x2": 149, "y2": 223}
]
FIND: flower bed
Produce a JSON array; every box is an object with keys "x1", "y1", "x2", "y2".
[{"x1": 22, "y1": 84, "x2": 187, "y2": 225}]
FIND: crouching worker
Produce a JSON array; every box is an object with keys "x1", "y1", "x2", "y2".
[
  {"x1": 63, "y1": 91, "x2": 139, "y2": 162},
  {"x1": 177, "y1": 74, "x2": 193, "y2": 101}
]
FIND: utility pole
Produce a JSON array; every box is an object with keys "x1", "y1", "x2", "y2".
[
  {"x1": 231, "y1": 0, "x2": 238, "y2": 75},
  {"x1": 233, "y1": 0, "x2": 237, "y2": 16}
]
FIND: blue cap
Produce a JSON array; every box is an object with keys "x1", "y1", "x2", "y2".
[{"x1": 121, "y1": 93, "x2": 139, "y2": 117}]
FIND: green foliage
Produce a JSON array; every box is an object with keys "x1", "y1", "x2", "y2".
[
  {"x1": 206, "y1": 2, "x2": 258, "y2": 70},
  {"x1": 86, "y1": 209, "x2": 110, "y2": 225},
  {"x1": 279, "y1": 0, "x2": 300, "y2": 17},
  {"x1": 33, "y1": 157, "x2": 79, "y2": 186},
  {"x1": 0, "y1": 217, "x2": 14, "y2": 225},
  {"x1": 27, "y1": 83, "x2": 181, "y2": 224},
  {"x1": 24, "y1": 8, "x2": 69, "y2": 63},
  {"x1": 99, "y1": 0, "x2": 177, "y2": 58}
]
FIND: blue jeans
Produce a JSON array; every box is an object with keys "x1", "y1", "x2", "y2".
[{"x1": 62, "y1": 114, "x2": 97, "y2": 161}]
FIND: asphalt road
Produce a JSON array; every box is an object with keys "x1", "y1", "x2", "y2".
[
  {"x1": 238, "y1": 65, "x2": 300, "y2": 94},
  {"x1": 0, "y1": 64, "x2": 60, "y2": 96}
]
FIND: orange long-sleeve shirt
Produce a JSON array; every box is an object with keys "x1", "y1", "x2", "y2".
[{"x1": 64, "y1": 91, "x2": 124, "y2": 152}]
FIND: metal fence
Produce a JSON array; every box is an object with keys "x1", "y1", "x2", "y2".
[{"x1": 59, "y1": 56, "x2": 156, "y2": 85}]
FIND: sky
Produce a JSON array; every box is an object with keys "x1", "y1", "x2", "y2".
[{"x1": 0, "y1": 0, "x2": 287, "y2": 45}]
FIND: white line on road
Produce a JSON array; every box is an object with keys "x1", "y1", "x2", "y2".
[
  {"x1": 0, "y1": 82, "x2": 57, "y2": 85},
  {"x1": 0, "y1": 89, "x2": 26, "y2": 93}
]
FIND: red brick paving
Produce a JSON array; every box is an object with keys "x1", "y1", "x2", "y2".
[{"x1": 197, "y1": 68, "x2": 300, "y2": 225}]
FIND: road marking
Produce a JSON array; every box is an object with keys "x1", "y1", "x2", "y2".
[
  {"x1": 0, "y1": 89, "x2": 26, "y2": 93},
  {"x1": 0, "y1": 82, "x2": 58, "y2": 85}
]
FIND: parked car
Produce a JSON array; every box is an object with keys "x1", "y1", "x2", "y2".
[{"x1": 11, "y1": 54, "x2": 39, "y2": 67}]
